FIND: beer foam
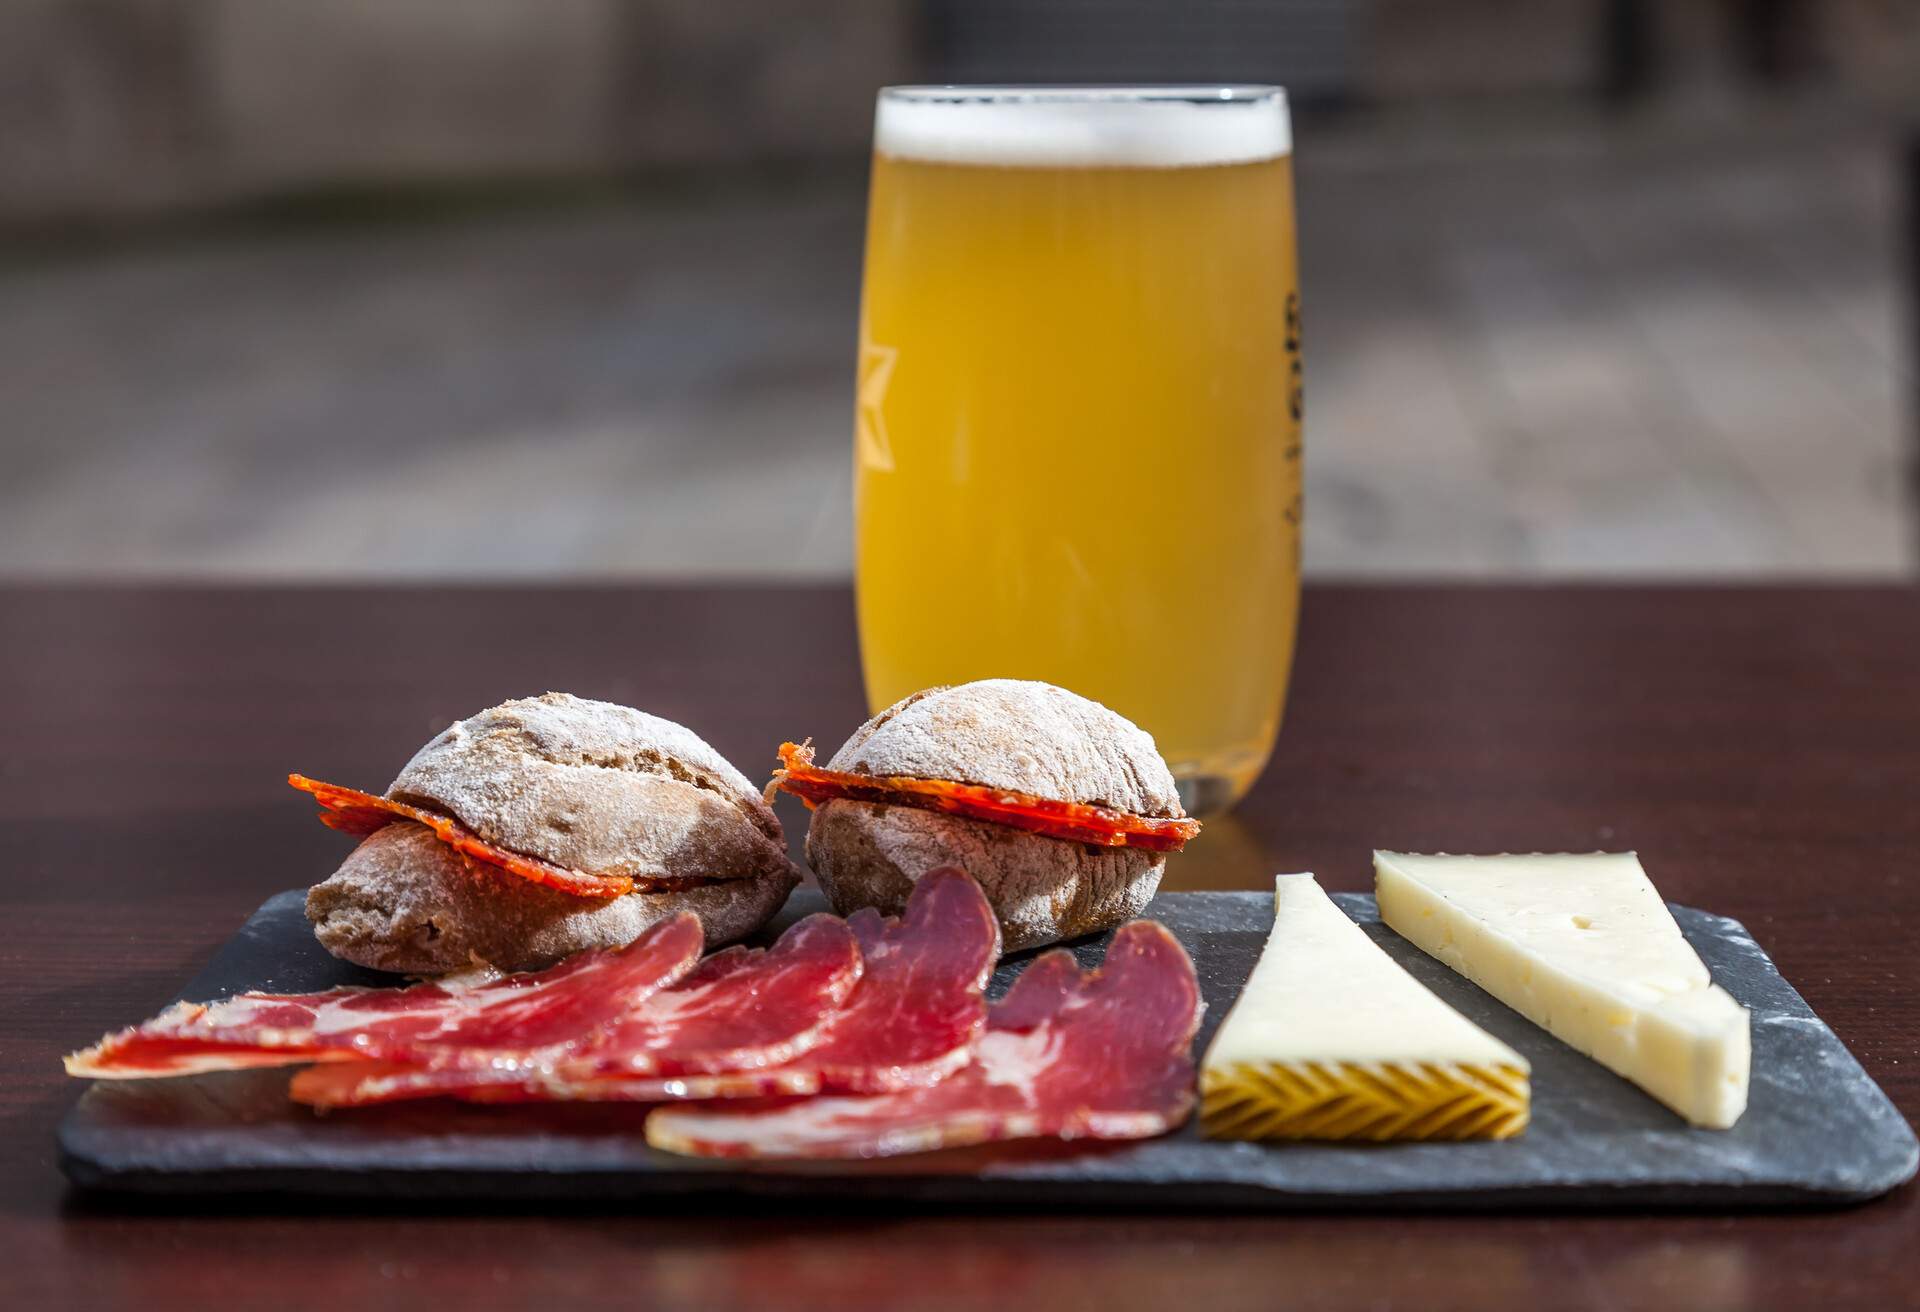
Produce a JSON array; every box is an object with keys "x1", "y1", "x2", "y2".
[{"x1": 875, "y1": 87, "x2": 1291, "y2": 168}]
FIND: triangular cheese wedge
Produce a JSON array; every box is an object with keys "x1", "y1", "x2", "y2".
[
  {"x1": 1374, "y1": 851, "x2": 1750, "y2": 1129},
  {"x1": 1201, "y1": 873, "x2": 1529, "y2": 1141}
]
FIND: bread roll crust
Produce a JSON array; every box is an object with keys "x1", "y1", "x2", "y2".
[
  {"x1": 807, "y1": 680, "x2": 1181, "y2": 951},
  {"x1": 388, "y1": 692, "x2": 791, "y2": 888},
  {"x1": 308, "y1": 822, "x2": 797, "y2": 975}
]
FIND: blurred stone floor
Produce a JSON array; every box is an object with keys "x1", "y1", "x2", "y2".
[{"x1": 1, "y1": 107, "x2": 1910, "y2": 578}]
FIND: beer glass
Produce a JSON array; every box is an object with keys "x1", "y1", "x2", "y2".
[{"x1": 853, "y1": 87, "x2": 1301, "y2": 814}]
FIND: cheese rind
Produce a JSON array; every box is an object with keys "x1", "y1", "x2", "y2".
[
  {"x1": 1200, "y1": 873, "x2": 1530, "y2": 1142},
  {"x1": 1374, "y1": 851, "x2": 1750, "y2": 1129}
]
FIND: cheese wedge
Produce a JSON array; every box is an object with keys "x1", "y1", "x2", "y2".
[
  {"x1": 1201, "y1": 873, "x2": 1530, "y2": 1141},
  {"x1": 1374, "y1": 851, "x2": 1749, "y2": 1129}
]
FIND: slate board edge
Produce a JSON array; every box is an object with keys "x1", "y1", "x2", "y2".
[
  {"x1": 55, "y1": 1154, "x2": 1900, "y2": 1212},
  {"x1": 57, "y1": 889, "x2": 1920, "y2": 1211}
]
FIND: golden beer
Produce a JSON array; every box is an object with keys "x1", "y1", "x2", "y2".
[{"x1": 854, "y1": 88, "x2": 1301, "y2": 812}]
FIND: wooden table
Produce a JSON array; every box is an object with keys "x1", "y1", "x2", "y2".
[{"x1": 7, "y1": 583, "x2": 1917, "y2": 1311}]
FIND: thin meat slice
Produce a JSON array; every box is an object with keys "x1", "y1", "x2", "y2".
[
  {"x1": 410, "y1": 865, "x2": 1003, "y2": 1105},
  {"x1": 767, "y1": 742, "x2": 1200, "y2": 852},
  {"x1": 804, "y1": 869, "x2": 1000, "y2": 1092},
  {"x1": 644, "y1": 919, "x2": 1203, "y2": 1160},
  {"x1": 60, "y1": 1031, "x2": 363, "y2": 1079},
  {"x1": 289, "y1": 913, "x2": 864, "y2": 1108},
  {"x1": 289, "y1": 773, "x2": 648, "y2": 899},
  {"x1": 65, "y1": 913, "x2": 705, "y2": 1079}
]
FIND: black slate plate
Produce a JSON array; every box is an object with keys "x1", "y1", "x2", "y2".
[{"x1": 58, "y1": 890, "x2": 1917, "y2": 1209}]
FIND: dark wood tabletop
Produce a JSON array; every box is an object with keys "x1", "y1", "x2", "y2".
[{"x1": 6, "y1": 582, "x2": 1918, "y2": 1311}]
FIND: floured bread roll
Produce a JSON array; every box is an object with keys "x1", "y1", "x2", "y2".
[
  {"x1": 305, "y1": 693, "x2": 800, "y2": 974},
  {"x1": 792, "y1": 680, "x2": 1192, "y2": 952}
]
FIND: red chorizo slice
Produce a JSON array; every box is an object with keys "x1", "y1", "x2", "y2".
[
  {"x1": 765, "y1": 742, "x2": 1200, "y2": 852},
  {"x1": 288, "y1": 773, "x2": 644, "y2": 898}
]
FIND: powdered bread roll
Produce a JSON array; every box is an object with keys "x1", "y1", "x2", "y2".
[
  {"x1": 388, "y1": 693, "x2": 789, "y2": 887},
  {"x1": 804, "y1": 680, "x2": 1185, "y2": 952},
  {"x1": 306, "y1": 693, "x2": 801, "y2": 974}
]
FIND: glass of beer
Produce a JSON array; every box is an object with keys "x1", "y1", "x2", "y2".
[{"x1": 854, "y1": 87, "x2": 1301, "y2": 814}]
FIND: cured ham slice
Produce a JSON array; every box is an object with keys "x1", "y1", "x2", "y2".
[
  {"x1": 65, "y1": 913, "x2": 705, "y2": 1079},
  {"x1": 289, "y1": 774, "x2": 653, "y2": 899},
  {"x1": 321, "y1": 866, "x2": 1004, "y2": 1107},
  {"x1": 767, "y1": 742, "x2": 1200, "y2": 853},
  {"x1": 665, "y1": 866, "x2": 1001, "y2": 1097},
  {"x1": 290, "y1": 870, "x2": 993, "y2": 1108},
  {"x1": 60, "y1": 1031, "x2": 360, "y2": 1079},
  {"x1": 644, "y1": 919, "x2": 1203, "y2": 1159},
  {"x1": 288, "y1": 913, "x2": 864, "y2": 1108}
]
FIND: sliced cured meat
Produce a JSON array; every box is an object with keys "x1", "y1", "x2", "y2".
[
  {"x1": 351, "y1": 866, "x2": 1003, "y2": 1106},
  {"x1": 678, "y1": 866, "x2": 1000, "y2": 1096},
  {"x1": 289, "y1": 774, "x2": 646, "y2": 899},
  {"x1": 644, "y1": 918, "x2": 1203, "y2": 1159},
  {"x1": 766, "y1": 742, "x2": 1199, "y2": 852},
  {"x1": 60, "y1": 1025, "x2": 362, "y2": 1079},
  {"x1": 289, "y1": 912, "x2": 864, "y2": 1108},
  {"x1": 65, "y1": 913, "x2": 705, "y2": 1079}
]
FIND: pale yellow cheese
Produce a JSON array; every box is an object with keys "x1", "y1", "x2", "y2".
[
  {"x1": 1374, "y1": 851, "x2": 1750, "y2": 1129},
  {"x1": 1200, "y1": 873, "x2": 1530, "y2": 1141}
]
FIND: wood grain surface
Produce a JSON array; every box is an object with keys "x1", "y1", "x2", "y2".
[{"x1": 6, "y1": 583, "x2": 1917, "y2": 1311}]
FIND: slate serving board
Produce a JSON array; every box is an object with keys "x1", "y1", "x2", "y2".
[{"x1": 58, "y1": 890, "x2": 1917, "y2": 1209}]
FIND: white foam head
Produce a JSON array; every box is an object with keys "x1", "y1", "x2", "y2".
[{"x1": 875, "y1": 86, "x2": 1291, "y2": 169}]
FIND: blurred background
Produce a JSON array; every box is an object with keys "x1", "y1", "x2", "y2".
[{"x1": 1, "y1": 0, "x2": 1914, "y2": 579}]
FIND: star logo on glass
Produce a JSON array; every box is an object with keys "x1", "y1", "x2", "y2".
[{"x1": 857, "y1": 340, "x2": 898, "y2": 472}]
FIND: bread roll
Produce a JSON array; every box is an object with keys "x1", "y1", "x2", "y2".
[
  {"x1": 306, "y1": 693, "x2": 800, "y2": 974},
  {"x1": 803, "y1": 680, "x2": 1185, "y2": 952}
]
